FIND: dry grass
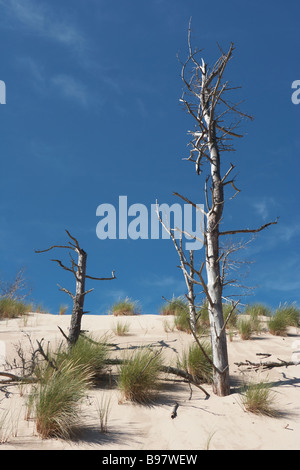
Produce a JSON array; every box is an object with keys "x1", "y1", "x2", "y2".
[
  {"x1": 111, "y1": 298, "x2": 140, "y2": 316},
  {"x1": 117, "y1": 347, "x2": 164, "y2": 404},
  {"x1": 32, "y1": 360, "x2": 94, "y2": 439},
  {"x1": 240, "y1": 380, "x2": 279, "y2": 417}
]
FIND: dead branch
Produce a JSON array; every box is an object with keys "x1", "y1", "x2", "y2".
[
  {"x1": 57, "y1": 326, "x2": 69, "y2": 342},
  {"x1": 234, "y1": 358, "x2": 297, "y2": 371},
  {"x1": 220, "y1": 218, "x2": 279, "y2": 236},
  {"x1": 0, "y1": 372, "x2": 37, "y2": 383},
  {"x1": 160, "y1": 365, "x2": 210, "y2": 398},
  {"x1": 86, "y1": 270, "x2": 116, "y2": 281},
  {"x1": 36, "y1": 339, "x2": 58, "y2": 371}
]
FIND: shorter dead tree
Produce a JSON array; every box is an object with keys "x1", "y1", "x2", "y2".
[
  {"x1": 35, "y1": 230, "x2": 116, "y2": 345},
  {"x1": 0, "y1": 267, "x2": 32, "y2": 301}
]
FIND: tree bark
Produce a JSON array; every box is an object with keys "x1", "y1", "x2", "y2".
[
  {"x1": 202, "y1": 78, "x2": 230, "y2": 395},
  {"x1": 68, "y1": 248, "x2": 87, "y2": 346}
]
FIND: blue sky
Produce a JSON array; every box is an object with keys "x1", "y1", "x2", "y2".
[{"x1": 0, "y1": 0, "x2": 299, "y2": 315}]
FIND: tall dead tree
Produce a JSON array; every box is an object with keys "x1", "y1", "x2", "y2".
[
  {"x1": 35, "y1": 230, "x2": 116, "y2": 345},
  {"x1": 160, "y1": 24, "x2": 278, "y2": 397}
]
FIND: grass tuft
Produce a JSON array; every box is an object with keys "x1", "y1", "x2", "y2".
[
  {"x1": 113, "y1": 319, "x2": 130, "y2": 336},
  {"x1": 117, "y1": 347, "x2": 163, "y2": 403},
  {"x1": 111, "y1": 297, "x2": 140, "y2": 316},
  {"x1": 0, "y1": 297, "x2": 30, "y2": 320},
  {"x1": 237, "y1": 317, "x2": 253, "y2": 340},
  {"x1": 177, "y1": 340, "x2": 213, "y2": 384},
  {"x1": 240, "y1": 380, "x2": 279, "y2": 417},
  {"x1": 95, "y1": 393, "x2": 112, "y2": 433},
  {"x1": 32, "y1": 360, "x2": 94, "y2": 439}
]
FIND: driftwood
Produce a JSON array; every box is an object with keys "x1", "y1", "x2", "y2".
[
  {"x1": 234, "y1": 358, "x2": 297, "y2": 371},
  {"x1": 0, "y1": 372, "x2": 36, "y2": 383},
  {"x1": 160, "y1": 365, "x2": 210, "y2": 398}
]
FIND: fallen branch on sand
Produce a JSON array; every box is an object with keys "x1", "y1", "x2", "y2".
[
  {"x1": 0, "y1": 371, "x2": 37, "y2": 383},
  {"x1": 234, "y1": 358, "x2": 297, "y2": 371}
]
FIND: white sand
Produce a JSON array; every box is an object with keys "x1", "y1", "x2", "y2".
[{"x1": 0, "y1": 313, "x2": 299, "y2": 450}]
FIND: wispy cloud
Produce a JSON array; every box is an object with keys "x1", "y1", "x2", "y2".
[
  {"x1": 15, "y1": 57, "x2": 91, "y2": 107},
  {"x1": 51, "y1": 74, "x2": 89, "y2": 107},
  {"x1": 252, "y1": 197, "x2": 277, "y2": 221},
  {"x1": 0, "y1": 0, "x2": 86, "y2": 52},
  {"x1": 15, "y1": 56, "x2": 46, "y2": 91}
]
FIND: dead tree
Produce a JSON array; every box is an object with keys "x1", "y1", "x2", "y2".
[
  {"x1": 159, "y1": 23, "x2": 278, "y2": 397},
  {"x1": 0, "y1": 267, "x2": 32, "y2": 301},
  {"x1": 35, "y1": 230, "x2": 116, "y2": 345}
]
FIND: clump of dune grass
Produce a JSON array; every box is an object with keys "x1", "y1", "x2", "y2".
[
  {"x1": 117, "y1": 347, "x2": 164, "y2": 404},
  {"x1": 113, "y1": 320, "x2": 130, "y2": 336},
  {"x1": 245, "y1": 303, "x2": 272, "y2": 318},
  {"x1": 237, "y1": 317, "x2": 253, "y2": 340},
  {"x1": 31, "y1": 360, "x2": 94, "y2": 439},
  {"x1": 160, "y1": 297, "x2": 187, "y2": 316},
  {"x1": 32, "y1": 334, "x2": 109, "y2": 388},
  {"x1": 240, "y1": 380, "x2": 279, "y2": 417},
  {"x1": 164, "y1": 297, "x2": 194, "y2": 333},
  {"x1": 197, "y1": 301, "x2": 238, "y2": 330},
  {"x1": 237, "y1": 305, "x2": 267, "y2": 339},
  {"x1": 268, "y1": 313, "x2": 288, "y2": 336},
  {"x1": 222, "y1": 303, "x2": 239, "y2": 329},
  {"x1": 268, "y1": 303, "x2": 299, "y2": 336},
  {"x1": 245, "y1": 303, "x2": 273, "y2": 334},
  {"x1": 276, "y1": 303, "x2": 299, "y2": 327},
  {"x1": 55, "y1": 335, "x2": 109, "y2": 383},
  {"x1": 95, "y1": 393, "x2": 112, "y2": 433},
  {"x1": 177, "y1": 341, "x2": 213, "y2": 384},
  {"x1": 111, "y1": 297, "x2": 140, "y2": 316},
  {"x1": 0, "y1": 297, "x2": 30, "y2": 320}
]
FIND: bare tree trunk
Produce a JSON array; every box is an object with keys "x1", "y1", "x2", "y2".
[
  {"x1": 204, "y1": 124, "x2": 229, "y2": 394},
  {"x1": 186, "y1": 250, "x2": 197, "y2": 333},
  {"x1": 68, "y1": 248, "x2": 87, "y2": 346}
]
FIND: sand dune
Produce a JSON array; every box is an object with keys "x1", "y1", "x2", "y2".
[{"x1": 0, "y1": 313, "x2": 299, "y2": 450}]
